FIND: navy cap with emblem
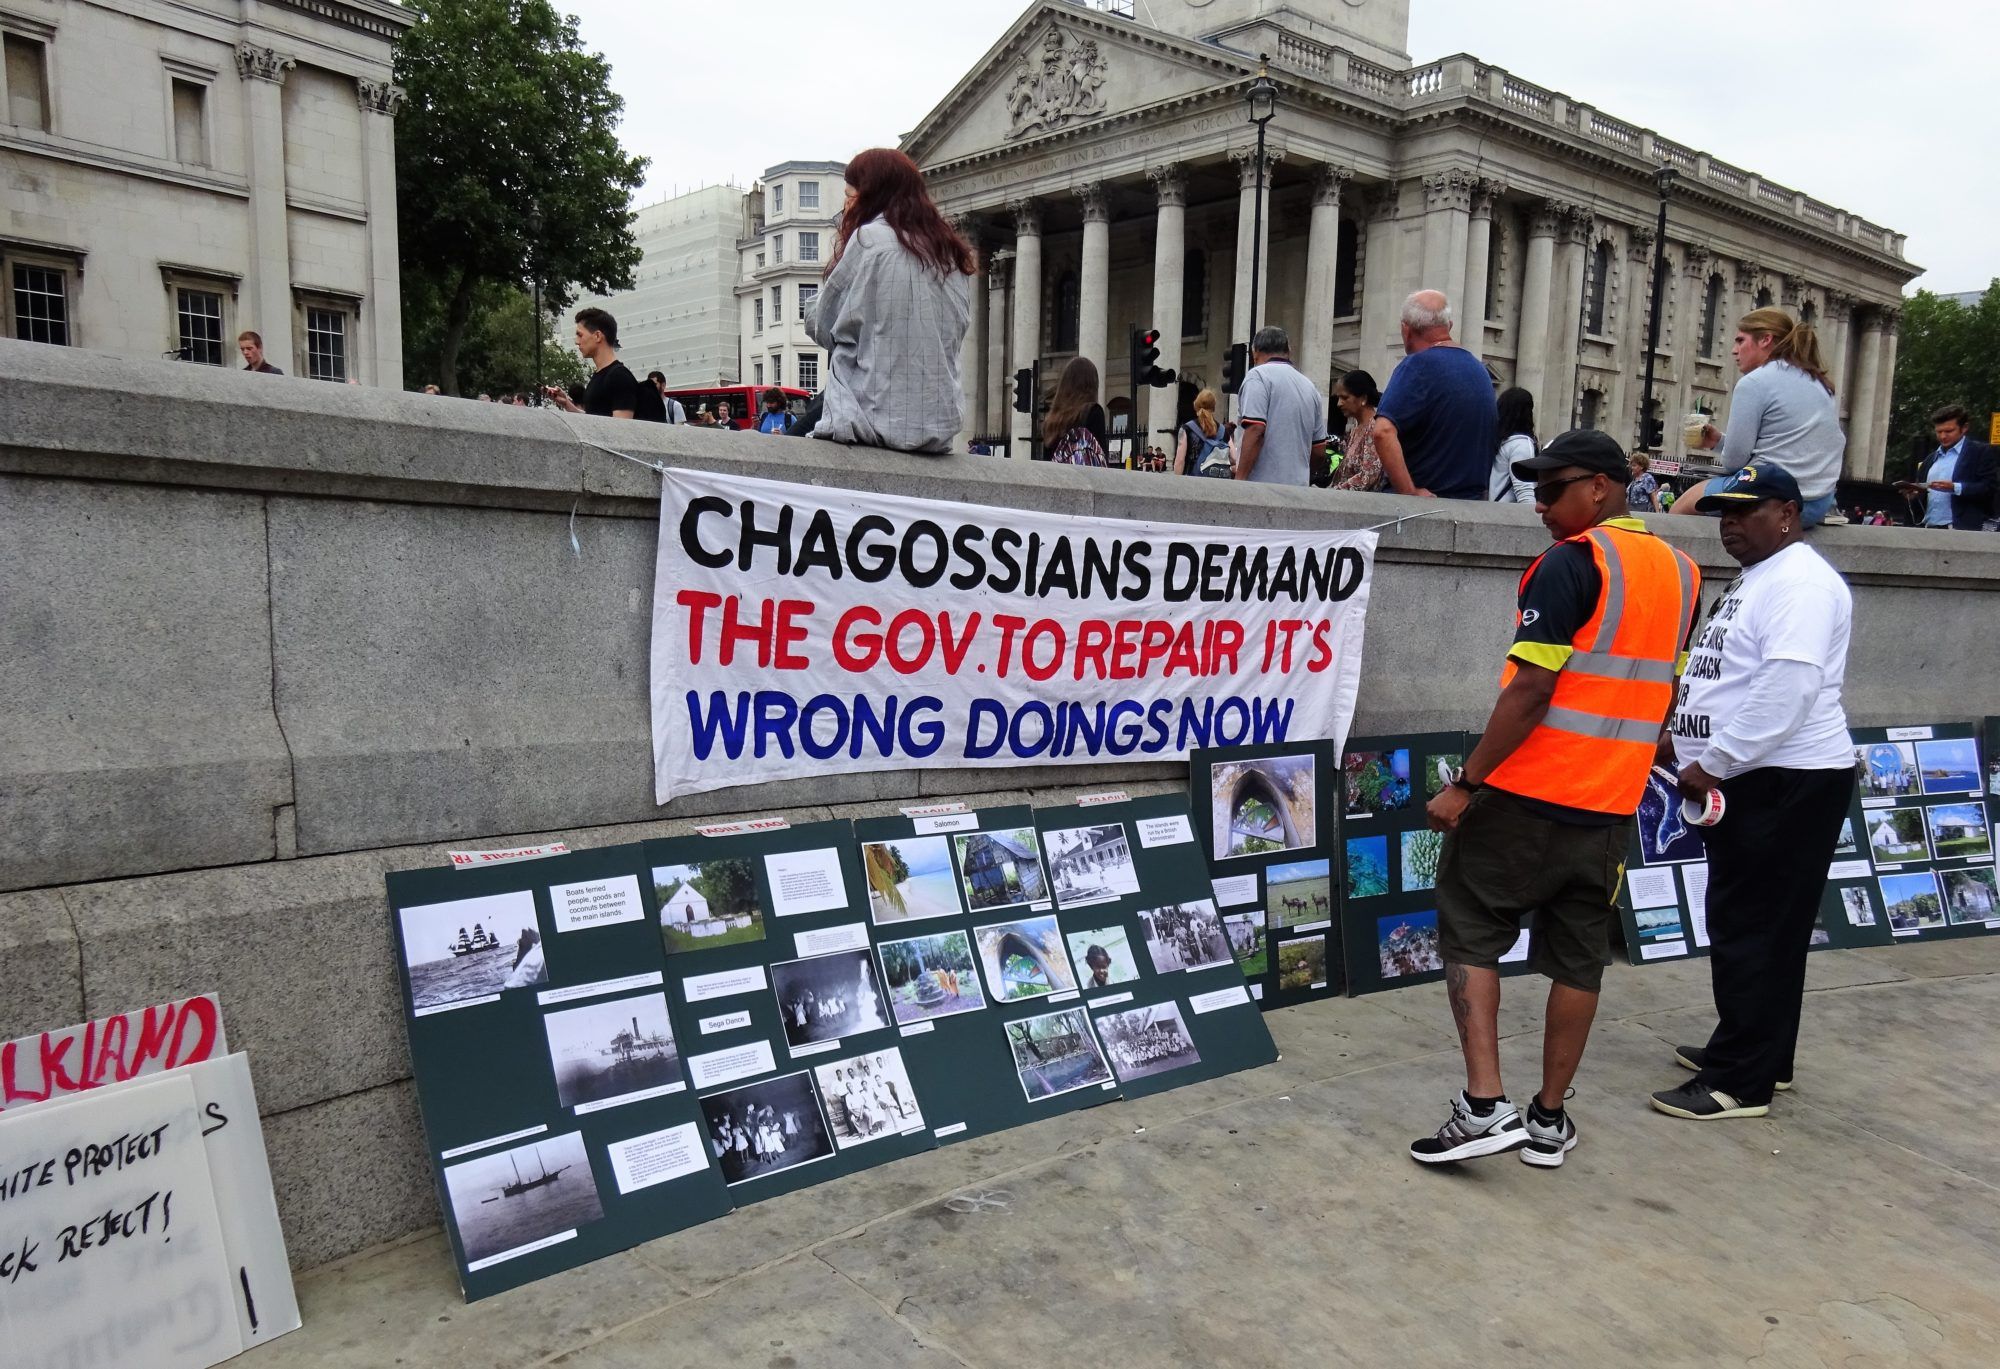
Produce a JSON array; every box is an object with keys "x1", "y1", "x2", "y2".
[{"x1": 1694, "y1": 463, "x2": 1804, "y2": 513}]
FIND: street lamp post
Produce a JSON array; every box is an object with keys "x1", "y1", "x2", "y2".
[
  {"x1": 1639, "y1": 165, "x2": 1676, "y2": 451},
  {"x1": 527, "y1": 204, "x2": 544, "y2": 404},
  {"x1": 1245, "y1": 58, "x2": 1277, "y2": 348}
]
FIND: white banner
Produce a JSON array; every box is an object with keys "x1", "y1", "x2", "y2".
[{"x1": 650, "y1": 469, "x2": 1376, "y2": 803}]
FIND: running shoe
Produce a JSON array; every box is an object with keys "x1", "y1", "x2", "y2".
[{"x1": 1409, "y1": 1091, "x2": 1527, "y2": 1164}]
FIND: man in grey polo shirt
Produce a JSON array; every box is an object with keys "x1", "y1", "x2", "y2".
[{"x1": 1235, "y1": 326, "x2": 1327, "y2": 485}]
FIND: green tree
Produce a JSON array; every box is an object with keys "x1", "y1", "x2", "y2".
[
  {"x1": 402, "y1": 274, "x2": 586, "y2": 397},
  {"x1": 394, "y1": 0, "x2": 648, "y2": 394},
  {"x1": 1887, "y1": 283, "x2": 2000, "y2": 482},
  {"x1": 694, "y1": 859, "x2": 757, "y2": 922}
]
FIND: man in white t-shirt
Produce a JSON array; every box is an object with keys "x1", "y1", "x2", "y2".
[{"x1": 1651, "y1": 463, "x2": 1856, "y2": 1121}]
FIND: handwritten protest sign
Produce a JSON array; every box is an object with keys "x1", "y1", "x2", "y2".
[
  {"x1": 650, "y1": 470, "x2": 1376, "y2": 803},
  {"x1": 1, "y1": 995, "x2": 227, "y2": 1115}
]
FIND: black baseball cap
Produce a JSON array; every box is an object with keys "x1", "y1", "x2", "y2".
[
  {"x1": 1694, "y1": 463, "x2": 1804, "y2": 512},
  {"x1": 1511, "y1": 428, "x2": 1631, "y2": 483}
]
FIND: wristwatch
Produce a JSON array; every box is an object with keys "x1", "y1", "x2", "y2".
[{"x1": 1449, "y1": 769, "x2": 1481, "y2": 795}]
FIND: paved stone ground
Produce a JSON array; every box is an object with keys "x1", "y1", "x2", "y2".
[{"x1": 245, "y1": 940, "x2": 2000, "y2": 1368}]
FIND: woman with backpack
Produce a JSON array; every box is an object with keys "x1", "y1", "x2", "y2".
[
  {"x1": 1043, "y1": 357, "x2": 1110, "y2": 466},
  {"x1": 1175, "y1": 388, "x2": 1234, "y2": 477},
  {"x1": 1329, "y1": 369, "x2": 1383, "y2": 492}
]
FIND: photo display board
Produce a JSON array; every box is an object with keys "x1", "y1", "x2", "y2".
[
  {"x1": 1187, "y1": 740, "x2": 1345, "y2": 1008},
  {"x1": 386, "y1": 846, "x2": 732, "y2": 1301},
  {"x1": 1850, "y1": 724, "x2": 1997, "y2": 942},
  {"x1": 1033, "y1": 793, "x2": 1279, "y2": 1100},
  {"x1": 647, "y1": 820, "x2": 936, "y2": 1205}
]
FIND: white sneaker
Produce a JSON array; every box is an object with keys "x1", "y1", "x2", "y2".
[
  {"x1": 1409, "y1": 1091, "x2": 1527, "y2": 1165},
  {"x1": 1521, "y1": 1104, "x2": 1578, "y2": 1168}
]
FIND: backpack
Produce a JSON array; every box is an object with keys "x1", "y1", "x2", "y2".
[
  {"x1": 1185, "y1": 419, "x2": 1232, "y2": 477},
  {"x1": 1048, "y1": 424, "x2": 1105, "y2": 467}
]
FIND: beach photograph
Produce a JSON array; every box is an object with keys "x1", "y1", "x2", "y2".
[
  {"x1": 862, "y1": 837, "x2": 963, "y2": 924},
  {"x1": 399, "y1": 889, "x2": 547, "y2": 1012},
  {"x1": 1916, "y1": 738, "x2": 1981, "y2": 795}
]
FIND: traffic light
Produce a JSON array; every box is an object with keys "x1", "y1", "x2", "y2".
[
  {"x1": 1129, "y1": 327, "x2": 1175, "y2": 398},
  {"x1": 1011, "y1": 367, "x2": 1034, "y2": 415},
  {"x1": 1220, "y1": 342, "x2": 1249, "y2": 395},
  {"x1": 1638, "y1": 395, "x2": 1664, "y2": 451}
]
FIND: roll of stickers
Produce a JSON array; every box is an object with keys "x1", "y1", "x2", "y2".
[{"x1": 1660, "y1": 764, "x2": 1726, "y2": 827}]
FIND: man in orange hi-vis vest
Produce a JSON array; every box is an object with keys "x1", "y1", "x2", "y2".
[{"x1": 1409, "y1": 429, "x2": 1700, "y2": 1171}]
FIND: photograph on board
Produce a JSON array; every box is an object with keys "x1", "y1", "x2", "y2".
[
  {"x1": 813, "y1": 1048, "x2": 925, "y2": 1149},
  {"x1": 1343, "y1": 749, "x2": 1412, "y2": 817},
  {"x1": 876, "y1": 929, "x2": 984, "y2": 1025},
  {"x1": 441, "y1": 1131, "x2": 602, "y2": 1268},
  {"x1": 399, "y1": 889, "x2": 547, "y2": 1011},
  {"x1": 951, "y1": 828, "x2": 1049, "y2": 912},
  {"x1": 1833, "y1": 817, "x2": 1859, "y2": 857},
  {"x1": 1264, "y1": 858, "x2": 1331, "y2": 926},
  {"x1": 1208, "y1": 753, "x2": 1317, "y2": 858},
  {"x1": 1941, "y1": 868, "x2": 2000, "y2": 925},
  {"x1": 1633, "y1": 905, "x2": 1684, "y2": 943},
  {"x1": 861, "y1": 837, "x2": 962, "y2": 924},
  {"x1": 1378, "y1": 910, "x2": 1445, "y2": 980},
  {"x1": 1277, "y1": 935, "x2": 1330, "y2": 992},
  {"x1": 1422, "y1": 751, "x2": 1465, "y2": 799},
  {"x1": 973, "y1": 914, "x2": 1079, "y2": 1003},
  {"x1": 1915, "y1": 738, "x2": 1981, "y2": 795},
  {"x1": 1066, "y1": 924, "x2": 1142, "y2": 991},
  {"x1": 1097, "y1": 1001, "x2": 1201, "y2": 1083},
  {"x1": 1856, "y1": 742, "x2": 1920, "y2": 799},
  {"x1": 1880, "y1": 872, "x2": 1944, "y2": 932},
  {"x1": 1924, "y1": 803, "x2": 1992, "y2": 861},
  {"x1": 1344, "y1": 835, "x2": 1389, "y2": 900},
  {"x1": 1866, "y1": 809, "x2": 1930, "y2": 866},
  {"x1": 1839, "y1": 885, "x2": 1877, "y2": 928},
  {"x1": 655, "y1": 859, "x2": 766, "y2": 953},
  {"x1": 543, "y1": 992, "x2": 683, "y2": 1112},
  {"x1": 1045, "y1": 823, "x2": 1141, "y2": 908},
  {"x1": 1138, "y1": 899, "x2": 1232, "y2": 973},
  {"x1": 1223, "y1": 912, "x2": 1268, "y2": 979},
  {"x1": 1400, "y1": 829, "x2": 1444, "y2": 894},
  {"x1": 1006, "y1": 1007, "x2": 1113, "y2": 1102},
  {"x1": 700, "y1": 1072, "x2": 835, "y2": 1185},
  {"x1": 770, "y1": 949, "x2": 891, "y2": 1047},
  {"x1": 1635, "y1": 768, "x2": 1707, "y2": 865}
]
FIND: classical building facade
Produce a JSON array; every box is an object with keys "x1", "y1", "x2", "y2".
[
  {"x1": 571, "y1": 182, "x2": 744, "y2": 387},
  {"x1": 736, "y1": 160, "x2": 846, "y2": 393},
  {"x1": 908, "y1": 1, "x2": 1919, "y2": 477},
  {"x1": 0, "y1": 0, "x2": 410, "y2": 383}
]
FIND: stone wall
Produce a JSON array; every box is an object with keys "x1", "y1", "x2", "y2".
[{"x1": 5, "y1": 339, "x2": 1997, "y2": 1270}]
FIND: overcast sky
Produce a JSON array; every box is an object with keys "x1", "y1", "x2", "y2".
[{"x1": 565, "y1": 0, "x2": 1993, "y2": 293}]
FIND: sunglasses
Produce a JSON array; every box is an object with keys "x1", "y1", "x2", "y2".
[{"x1": 1532, "y1": 472, "x2": 1597, "y2": 504}]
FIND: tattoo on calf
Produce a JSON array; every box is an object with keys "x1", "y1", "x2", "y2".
[{"x1": 1445, "y1": 962, "x2": 1472, "y2": 1049}]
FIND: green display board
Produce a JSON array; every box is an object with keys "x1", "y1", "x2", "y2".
[
  {"x1": 1186, "y1": 740, "x2": 1346, "y2": 1008},
  {"x1": 1851, "y1": 724, "x2": 1997, "y2": 942},
  {"x1": 386, "y1": 846, "x2": 731, "y2": 1301}
]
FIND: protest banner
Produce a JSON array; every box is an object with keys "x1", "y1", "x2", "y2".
[
  {"x1": 649, "y1": 470, "x2": 1377, "y2": 804},
  {"x1": 1, "y1": 995, "x2": 227, "y2": 1114}
]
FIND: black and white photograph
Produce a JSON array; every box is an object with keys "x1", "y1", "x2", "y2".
[
  {"x1": 441, "y1": 1131, "x2": 603, "y2": 1269},
  {"x1": 1096, "y1": 1002, "x2": 1201, "y2": 1083},
  {"x1": 770, "y1": 949, "x2": 891, "y2": 1048},
  {"x1": 1839, "y1": 885, "x2": 1878, "y2": 928},
  {"x1": 542, "y1": 992, "x2": 683, "y2": 1112},
  {"x1": 812, "y1": 1048, "x2": 925, "y2": 1149},
  {"x1": 1005, "y1": 1007, "x2": 1114, "y2": 1102},
  {"x1": 1941, "y1": 868, "x2": 2000, "y2": 925},
  {"x1": 700, "y1": 1072, "x2": 836, "y2": 1185},
  {"x1": 399, "y1": 889, "x2": 548, "y2": 1012},
  {"x1": 1045, "y1": 823, "x2": 1141, "y2": 908},
  {"x1": 1137, "y1": 899, "x2": 1232, "y2": 973}
]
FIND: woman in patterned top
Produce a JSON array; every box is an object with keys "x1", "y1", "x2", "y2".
[{"x1": 1330, "y1": 369, "x2": 1384, "y2": 492}]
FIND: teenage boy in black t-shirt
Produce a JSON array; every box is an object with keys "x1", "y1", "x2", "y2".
[{"x1": 545, "y1": 307, "x2": 639, "y2": 418}]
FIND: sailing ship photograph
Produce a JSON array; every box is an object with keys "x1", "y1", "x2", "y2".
[
  {"x1": 442, "y1": 1131, "x2": 603, "y2": 1267},
  {"x1": 542, "y1": 992, "x2": 685, "y2": 1112},
  {"x1": 398, "y1": 889, "x2": 549, "y2": 1011}
]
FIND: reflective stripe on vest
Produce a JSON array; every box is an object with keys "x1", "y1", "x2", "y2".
[{"x1": 1486, "y1": 524, "x2": 1701, "y2": 815}]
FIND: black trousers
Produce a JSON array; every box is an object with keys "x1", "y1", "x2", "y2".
[{"x1": 1695, "y1": 766, "x2": 1854, "y2": 1105}]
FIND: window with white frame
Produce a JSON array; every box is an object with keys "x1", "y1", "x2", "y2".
[
  {"x1": 297, "y1": 298, "x2": 354, "y2": 381},
  {"x1": 5, "y1": 247, "x2": 76, "y2": 345},
  {"x1": 753, "y1": 359, "x2": 764, "y2": 385},
  {"x1": 769, "y1": 285, "x2": 782, "y2": 323},
  {"x1": 771, "y1": 234, "x2": 783, "y2": 263},
  {"x1": 797, "y1": 284, "x2": 817, "y2": 322},
  {"x1": 798, "y1": 181, "x2": 820, "y2": 212},
  {"x1": 796, "y1": 352, "x2": 818, "y2": 391},
  {"x1": 770, "y1": 352, "x2": 782, "y2": 386},
  {"x1": 771, "y1": 184, "x2": 784, "y2": 215},
  {"x1": 168, "y1": 277, "x2": 230, "y2": 364},
  {"x1": 752, "y1": 297, "x2": 764, "y2": 333},
  {"x1": 4, "y1": 32, "x2": 52, "y2": 132},
  {"x1": 755, "y1": 251, "x2": 765, "y2": 269},
  {"x1": 170, "y1": 78, "x2": 208, "y2": 166},
  {"x1": 797, "y1": 231, "x2": 819, "y2": 263}
]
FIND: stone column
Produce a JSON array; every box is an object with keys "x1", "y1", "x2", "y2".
[
  {"x1": 1847, "y1": 308, "x2": 1886, "y2": 479},
  {"x1": 1418, "y1": 168, "x2": 1473, "y2": 315},
  {"x1": 1823, "y1": 292, "x2": 1855, "y2": 423},
  {"x1": 357, "y1": 79, "x2": 404, "y2": 389},
  {"x1": 1075, "y1": 181, "x2": 1111, "y2": 403},
  {"x1": 1732, "y1": 260, "x2": 1759, "y2": 329},
  {"x1": 1298, "y1": 163, "x2": 1351, "y2": 401},
  {"x1": 237, "y1": 44, "x2": 296, "y2": 375},
  {"x1": 1611, "y1": 226, "x2": 1654, "y2": 444},
  {"x1": 1008, "y1": 200, "x2": 1042, "y2": 449},
  {"x1": 1512, "y1": 200, "x2": 1560, "y2": 422},
  {"x1": 955, "y1": 226, "x2": 986, "y2": 448},
  {"x1": 1229, "y1": 148, "x2": 1279, "y2": 346},
  {"x1": 1548, "y1": 205, "x2": 1593, "y2": 429},
  {"x1": 1870, "y1": 309, "x2": 1901, "y2": 481},
  {"x1": 984, "y1": 251, "x2": 1012, "y2": 439},
  {"x1": 1357, "y1": 183, "x2": 1402, "y2": 381},
  {"x1": 1145, "y1": 164, "x2": 1187, "y2": 447},
  {"x1": 1462, "y1": 179, "x2": 1502, "y2": 345},
  {"x1": 1673, "y1": 246, "x2": 1712, "y2": 449}
]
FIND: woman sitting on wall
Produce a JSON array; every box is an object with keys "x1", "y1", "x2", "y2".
[{"x1": 804, "y1": 148, "x2": 975, "y2": 454}]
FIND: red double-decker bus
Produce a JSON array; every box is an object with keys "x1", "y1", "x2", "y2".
[{"x1": 665, "y1": 384, "x2": 811, "y2": 430}]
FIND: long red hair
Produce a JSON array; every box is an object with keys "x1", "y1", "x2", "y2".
[{"x1": 827, "y1": 148, "x2": 975, "y2": 278}]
